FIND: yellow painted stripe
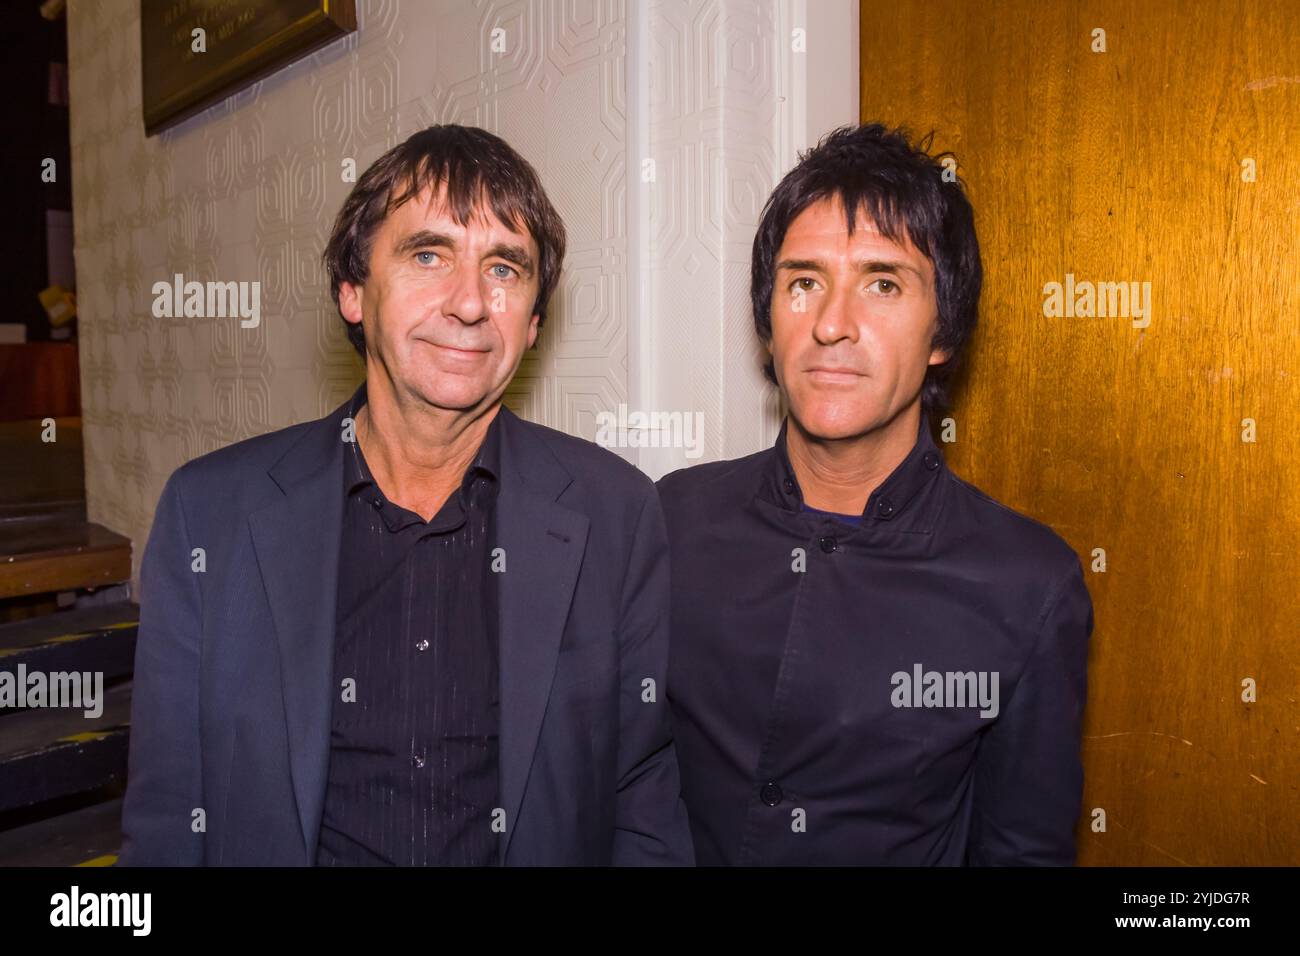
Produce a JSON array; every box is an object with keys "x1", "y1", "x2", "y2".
[
  {"x1": 56, "y1": 731, "x2": 112, "y2": 743},
  {"x1": 77, "y1": 854, "x2": 118, "y2": 867},
  {"x1": 0, "y1": 621, "x2": 136, "y2": 655},
  {"x1": 44, "y1": 632, "x2": 97, "y2": 644}
]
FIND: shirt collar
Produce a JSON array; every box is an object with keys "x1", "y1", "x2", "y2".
[
  {"x1": 762, "y1": 409, "x2": 946, "y2": 525},
  {"x1": 342, "y1": 380, "x2": 502, "y2": 507}
]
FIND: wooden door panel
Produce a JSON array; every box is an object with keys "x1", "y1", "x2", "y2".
[{"x1": 860, "y1": 0, "x2": 1299, "y2": 865}]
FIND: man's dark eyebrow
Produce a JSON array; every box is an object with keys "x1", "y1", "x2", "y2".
[
  {"x1": 485, "y1": 242, "x2": 535, "y2": 277},
  {"x1": 392, "y1": 230, "x2": 535, "y2": 276},
  {"x1": 393, "y1": 229, "x2": 455, "y2": 257},
  {"x1": 775, "y1": 256, "x2": 925, "y2": 281}
]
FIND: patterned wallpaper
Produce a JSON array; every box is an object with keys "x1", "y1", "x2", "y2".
[
  {"x1": 66, "y1": 0, "x2": 855, "y2": 590},
  {"x1": 68, "y1": 0, "x2": 631, "y2": 588}
]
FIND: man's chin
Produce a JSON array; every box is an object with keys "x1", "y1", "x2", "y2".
[
  {"x1": 406, "y1": 380, "x2": 496, "y2": 413},
  {"x1": 787, "y1": 397, "x2": 883, "y2": 442}
]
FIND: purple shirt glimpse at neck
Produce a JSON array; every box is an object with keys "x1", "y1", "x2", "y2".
[{"x1": 800, "y1": 502, "x2": 864, "y2": 526}]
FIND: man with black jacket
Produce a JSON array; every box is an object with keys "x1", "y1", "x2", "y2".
[{"x1": 658, "y1": 124, "x2": 1093, "y2": 866}]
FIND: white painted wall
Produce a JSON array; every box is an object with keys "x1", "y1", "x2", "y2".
[{"x1": 631, "y1": 0, "x2": 859, "y2": 478}]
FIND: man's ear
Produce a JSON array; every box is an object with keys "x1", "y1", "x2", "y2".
[
  {"x1": 927, "y1": 321, "x2": 949, "y2": 366},
  {"x1": 526, "y1": 313, "x2": 540, "y2": 349},
  {"x1": 338, "y1": 281, "x2": 364, "y2": 327}
]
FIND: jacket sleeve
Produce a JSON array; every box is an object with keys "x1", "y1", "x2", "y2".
[
  {"x1": 967, "y1": 555, "x2": 1093, "y2": 865},
  {"x1": 118, "y1": 469, "x2": 205, "y2": 866},
  {"x1": 610, "y1": 481, "x2": 696, "y2": 865}
]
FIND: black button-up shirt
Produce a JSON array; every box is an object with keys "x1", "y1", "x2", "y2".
[
  {"x1": 656, "y1": 413, "x2": 1093, "y2": 865},
  {"x1": 316, "y1": 384, "x2": 502, "y2": 866}
]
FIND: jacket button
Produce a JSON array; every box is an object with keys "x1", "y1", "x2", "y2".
[
  {"x1": 760, "y1": 782, "x2": 783, "y2": 806},
  {"x1": 818, "y1": 536, "x2": 837, "y2": 553},
  {"x1": 876, "y1": 497, "x2": 894, "y2": 517},
  {"x1": 923, "y1": 451, "x2": 941, "y2": 471},
  {"x1": 782, "y1": 478, "x2": 795, "y2": 494}
]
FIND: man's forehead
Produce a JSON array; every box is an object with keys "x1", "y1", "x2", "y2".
[
  {"x1": 387, "y1": 180, "x2": 533, "y2": 245},
  {"x1": 782, "y1": 196, "x2": 922, "y2": 258}
]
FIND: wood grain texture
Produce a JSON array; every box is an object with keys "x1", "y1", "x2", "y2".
[
  {"x1": 0, "y1": 521, "x2": 132, "y2": 599},
  {"x1": 860, "y1": 0, "x2": 1299, "y2": 865}
]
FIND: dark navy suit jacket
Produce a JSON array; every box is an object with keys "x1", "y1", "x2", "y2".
[{"x1": 119, "y1": 387, "x2": 694, "y2": 866}]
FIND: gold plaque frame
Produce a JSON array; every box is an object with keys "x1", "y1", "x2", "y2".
[{"x1": 141, "y1": 0, "x2": 356, "y2": 137}]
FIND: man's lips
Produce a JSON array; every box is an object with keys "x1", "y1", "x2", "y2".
[
  {"x1": 805, "y1": 366, "x2": 865, "y2": 382},
  {"x1": 421, "y1": 340, "x2": 490, "y2": 356}
]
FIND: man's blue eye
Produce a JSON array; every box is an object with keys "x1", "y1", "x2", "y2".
[
  {"x1": 493, "y1": 264, "x2": 517, "y2": 279},
  {"x1": 416, "y1": 251, "x2": 435, "y2": 265}
]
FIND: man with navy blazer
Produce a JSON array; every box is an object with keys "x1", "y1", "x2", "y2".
[{"x1": 119, "y1": 125, "x2": 693, "y2": 866}]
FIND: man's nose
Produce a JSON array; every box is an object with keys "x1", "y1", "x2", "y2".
[
  {"x1": 443, "y1": 262, "x2": 489, "y2": 324},
  {"x1": 811, "y1": 282, "x2": 857, "y2": 344}
]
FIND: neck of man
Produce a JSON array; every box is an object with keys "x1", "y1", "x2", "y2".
[
  {"x1": 356, "y1": 368, "x2": 501, "y2": 522},
  {"x1": 785, "y1": 399, "x2": 922, "y2": 516}
]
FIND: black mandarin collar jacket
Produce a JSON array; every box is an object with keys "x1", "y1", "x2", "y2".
[{"x1": 657, "y1": 412, "x2": 1094, "y2": 865}]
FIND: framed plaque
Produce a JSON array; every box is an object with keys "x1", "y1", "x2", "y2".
[{"x1": 141, "y1": 0, "x2": 356, "y2": 136}]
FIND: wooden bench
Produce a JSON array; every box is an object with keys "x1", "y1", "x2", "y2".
[{"x1": 0, "y1": 519, "x2": 132, "y2": 600}]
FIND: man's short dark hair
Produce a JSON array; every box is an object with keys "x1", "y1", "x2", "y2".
[
  {"x1": 750, "y1": 122, "x2": 982, "y2": 414},
  {"x1": 323, "y1": 124, "x2": 567, "y2": 357}
]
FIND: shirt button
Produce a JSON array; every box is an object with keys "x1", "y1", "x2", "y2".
[
  {"x1": 782, "y1": 478, "x2": 795, "y2": 495},
  {"x1": 371, "y1": 497, "x2": 382, "y2": 510},
  {"x1": 415, "y1": 639, "x2": 429, "y2": 652},
  {"x1": 876, "y1": 497, "x2": 894, "y2": 518},
  {"x1": 412, "y1": 754, "x2": 426, "y2": 769},
  {"x1": 760, "y1": 782, "x2": 783, "y2": 806},
  {"x1": 818, "y1": 535, "x2": 837, "y2": 553},
  {"x1": 923, "y1": 451, "x2": 941, "y2": 471}
]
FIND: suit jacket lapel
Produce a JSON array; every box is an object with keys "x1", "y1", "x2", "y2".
[
  {"x1": 247, "y1": 393, "x2": 588, "y2": 866},
  {"x1": 248, "y1": 392, "x2": 351, "y2": 860},
  {"x1": 493, "y1": 406, "x2": 589, "y2": 863}
]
